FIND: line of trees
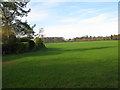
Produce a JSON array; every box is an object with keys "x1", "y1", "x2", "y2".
[
  {"x1": 38, "y1": 34, "x2": 119, "y2": 43},
  {"x1": 70, "y1": 34, "x2": 120, "y2": 42},
  {"x1": 0, "y1": 0, "x2": 46, "y2": 55},
  {"x1": 41, "y1": 37, "x2": 65, "y2": 43}
]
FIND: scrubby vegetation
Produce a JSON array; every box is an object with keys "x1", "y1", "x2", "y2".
[{"x1": 2, "y1": 37, "x2": 46, "y2": 55}]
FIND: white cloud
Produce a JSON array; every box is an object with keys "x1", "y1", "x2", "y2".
[
  {"x1": 43, "y1": 21, "x2": 117, "y2": 39},
  {"x1": 43, "y1": 14, "x2": 118, "y2": 39},
  {"x1": 110, "y1": 17, "x2": 118, "y2": 21},
  {"x1": 20, "y1": 2, "x2": 60, "y2": 22},
  {"x1": 21, "y1": 11, "x2": 49, "y2": 22},
  {"x1": 69, "y1": 8, "x2": 107, "y2": 17},
  {"x1": 60, "y1": 18, "x2": 77, "y2": 23},
  {"x1": 79, "y1": 14, "x2": 107, "y2": 24},
  {"x1": 60, "y1": 14, "x2": 108, "y2": 24}
]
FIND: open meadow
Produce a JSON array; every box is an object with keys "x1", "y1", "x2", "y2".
[{"x1": 3, "y1": 40, "x2": 118, "y2": 88}]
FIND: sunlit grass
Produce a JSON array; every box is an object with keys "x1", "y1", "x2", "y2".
[{"x1": 3, "y1": 40, "x2": 118, "y2": 88}]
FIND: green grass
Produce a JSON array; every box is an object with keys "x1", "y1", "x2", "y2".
[{"x1": 3, "y1": 40, "x2": 118, "y2": 88}]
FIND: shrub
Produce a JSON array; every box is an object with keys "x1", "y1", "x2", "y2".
[
  {"x1": 34, "y1": 38, "x2": 46, "y2": 49},
  {"x1": 16, "y1": 42, "x2": 29, "y2": 53},
  {"x1": 2, "y1": 43, "x2": 18, "y2": 55},
  {"x1": 17, "y1": 37, "x2": 30, "y2": 42},
  {"x1": 28, "y1": 40, "x2": 35, "y2": 50},
  {"x1": 17, "y1": 37, "x2": 35, "y2": 50},
  {"x1": 2, "y1": 42, "x2": 30, "y2": 55},
  {"x1": 2, "y1": 37, "x2": 46, "y2": 55}
]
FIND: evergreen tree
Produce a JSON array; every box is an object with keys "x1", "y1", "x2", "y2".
[{"x1": 0, "y1": 0, "x2": 35, "y2": 44}]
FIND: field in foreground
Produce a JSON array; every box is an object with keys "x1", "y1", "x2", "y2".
[{"x1": 3, "y1": 41, "x2": 118, "y2": 88}]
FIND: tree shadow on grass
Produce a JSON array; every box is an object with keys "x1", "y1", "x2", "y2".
[
  {"x1": 64, "y1": 46, "x2": 117, "y2": 52},
  {"x1": 2, "y1": 48, "x2": 62, "y2": 62},
  {"x1": 3, "y1": 46, "x2": 117, "y2": 62}
]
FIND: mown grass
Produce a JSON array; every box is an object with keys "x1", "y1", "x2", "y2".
[{"x1": 2, "y1": 40, "x2": 118, "y2": 88}]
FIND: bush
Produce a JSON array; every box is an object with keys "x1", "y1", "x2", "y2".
[
  {"x1": 2, "y1": 42, "x2": 30, "y2": 55},
  {"x1": 17, "y1": 37, "x2": 35, "y2": 50},
  {"x1": 2, "y1": 37, "x2": 46, "y2": 55},
  {"x1": 2, "y1": 43, "x2": 18, "y2": 55},
  {"x1": 16, "y1": 42, "x2": 29, "y2": 53},
  {"x1": 17, "y1": 37, "x2": 30, "y2": 42},
  {"x1": 28, "y1": 40, "x2": 35, "y2": 50},
  {"x1": 34, "y1": 38, "x2": 46, "y2": 49}
]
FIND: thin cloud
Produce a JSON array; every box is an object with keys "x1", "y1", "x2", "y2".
[
  {"x1": 43, "y1": 13, "x2": 118, "y2": 39},
  {"x1": 21, "y1": 1, "x2": 61, "y2": 22},
  {"x1": 60, "y1": 18, "x2": 77, "y2": 23},
  {"x1": 44, "y1": 21, "x2": 117, "y2": 39},
  {"x1": 69, "y1": 8, "x2": 108, "y2": 16},
  {"x1": 60, "y1": 13, "x2": 108, "y2": 23},
  {"x1": 21, "y1": 11, "x2": 49, "y2": 22},
  {"x1": 79, "y1": 14, "x2": 108, "y2": 24}
]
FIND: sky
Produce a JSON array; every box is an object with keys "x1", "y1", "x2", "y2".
[{"x1": 21, "y1": 0, "x2": 118, "y2": 39}]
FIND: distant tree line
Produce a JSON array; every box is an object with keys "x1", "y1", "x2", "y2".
[
  {"x1": 0, "y1": 1, "x2": 46, "y2": 55},
  {"x1": 41, "y1": 37, "x2": 65, "y2": 43},
  {"x1": 72, "y1": 34, "x2": 120, "y2": 42},
  {"x1": 41, "y1": 34, "x2": 119, "y2": 43}
]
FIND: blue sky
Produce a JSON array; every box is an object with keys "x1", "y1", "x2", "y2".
[{"x1": 22, "y1": 1, "x2": 118, "y2": 39}]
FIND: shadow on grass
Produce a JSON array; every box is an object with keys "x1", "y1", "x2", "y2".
[
  {"x1": 2, "y1": 48, "x2": 62, "y2": 62},
  {"x1": 3, "y1": 46, "x2": 117, "y2": 62},
  {"x1": 64, "y1": 46, "x2": 117, "y2": 52}
]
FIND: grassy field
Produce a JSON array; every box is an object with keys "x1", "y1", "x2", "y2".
[{"x1": 3, "y1": 40, "x2": 118, "y2": 88}]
